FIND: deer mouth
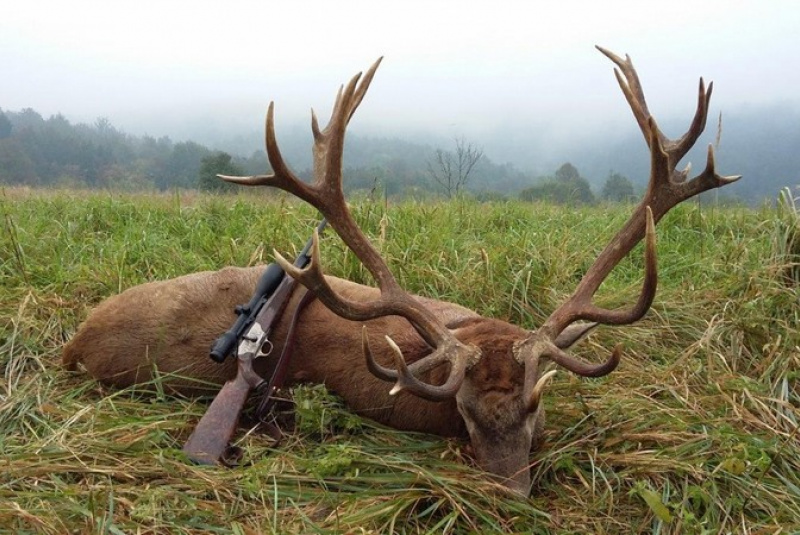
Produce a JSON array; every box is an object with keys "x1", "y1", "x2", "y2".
[{"x1": 472, "y1": 437, "x2": 533, "y2": 497}]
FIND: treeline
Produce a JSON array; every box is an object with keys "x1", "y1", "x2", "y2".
[
  {"x1": 0, "y1": 106, "x2": 654, "y2": 204},
  {"x1": 0, "y1": 107, "x2": 541, "y2": 197},
  {"x1": 0, "y1": 108, "x2": 269, "y2": 190}
]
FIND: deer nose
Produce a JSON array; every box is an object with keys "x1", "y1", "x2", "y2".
[
  {"x1": 475, "y1": 446, "x2": 532, "y2": 497},
  {"x1": 496, "y1": 469, "x2": 531, "y2": 497}
]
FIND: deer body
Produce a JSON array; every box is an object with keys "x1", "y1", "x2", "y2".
[
  {"x1": 63, "y1": 267, "x2": 535, "y2": 439},
  {"x1": 62, "y1": 48, "x2": 739, "y2": 496},
  {"x1": 64, "y1": 267, "x2": 548, "y2": 491}
]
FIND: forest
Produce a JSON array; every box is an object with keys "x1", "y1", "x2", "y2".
[{"x1": 0, "y1": 104, "x2": 797, "y2": 204}]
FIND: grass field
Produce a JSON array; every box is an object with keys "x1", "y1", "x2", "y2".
[{"x1": 1, "y1": 187, "x2": 798, "y2": 534}]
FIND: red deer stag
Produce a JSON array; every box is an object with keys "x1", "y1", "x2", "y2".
[{"x1": 62, "y1": 47, "x2": 739, "y2": 496}]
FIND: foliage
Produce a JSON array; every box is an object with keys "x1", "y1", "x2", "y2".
[
  {"x1": 292, "y1": 384, "x2": 364, "y2": 438},
  {"x1": 1, "y1": 189, "x2": 798, "y2": 533},
  {"x1": 601, "y1": 171, "x2": 635, "y2": 202},
  {"x1": 0, "y1": 109, "x2": 224, "y2": 190},
  {"x1": 0, "y1": 138, "x2": 37, "y2": 184},
  {"x1": 775, "y1": 187, "x2": 800, "y2": 285},
  {"x1": 519, "y1": 162, "x2": 596, "y2": 205},
  {"x1": 0, "y1": 109, "x2": 12, "y2": 139},
  {"x1": 197, "y1": 152, "x2": 243, "y2": 192}
]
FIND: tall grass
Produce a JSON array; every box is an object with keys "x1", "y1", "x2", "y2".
[{"x1": 1, "y1": 187, "x2": 798, "y2": 533}]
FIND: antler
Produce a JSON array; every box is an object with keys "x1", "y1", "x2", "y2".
[
  {"x1": 220, "y1": 58, "x2": 480, "y2": 400},
  {"x1": 516, "y1": 47, "x2": 741, "y2": 395}
]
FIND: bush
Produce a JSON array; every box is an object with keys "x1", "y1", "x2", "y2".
[
  {"x1": 197, "y1": 152, "x2": 243, "y2": 192},
  {"x1": 519, "y1": 162, "x2": 595, "y2": 205},
  {"x1": 601, "y1": 171, "x2": 636, "y2": 202}
]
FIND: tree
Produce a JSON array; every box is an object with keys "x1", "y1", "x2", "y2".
[
  {"x1": 12, "y1": 108, "x2": 44, "y2": 130},
  {"x1": 554, "y1": 162, "x2": 595, "y2": 204},
  {"x1": 427, "y1": 137, "x2": 483, "y2": 198},
  {"x1": 601, "y1": 171, "x2": 635, "y2": 202},
  {"x1": 0, "y1": 138, "x2": 37, "y2": 184},
  {"x1": 94, "y1": 117, "x2": 115, "y2": 137},
  {"x1": 198, "y1": 152, "x2": 244, "y2": 192},
  {"x1": 0, "y1": 110, "x2": 12, "y2": 139},
  {"x1": 555, "y1": 162, "x2": 580, "y2": 182},
  {"x1": 162, "y1": 141, "x2": 210, "y2": 190},
  {"x1": 519, "y1": 163, "x2": 595, "y2": 205}
]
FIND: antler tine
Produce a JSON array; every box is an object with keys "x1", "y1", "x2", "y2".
[
  {"x1": 363, "y1": 327, "x2": 467, "y2": 378},
  {"x1": 546, "y1": 344, "x2": 622, "y2": 377},
  {"x1": 220, "y1": 58, "x2": 384, "y2": 205},
  {"x1": 218, "y1": 102, "x2": 315, "y2": 203},
  {"x1": 311, "y1": 58, "x2": 383, "y2": 181},
  {"x1": 349, "y1": 57, "x2": 383, "y2": 121},
  {"x1": 274, "y1": 229, "x2": 420, "y2": 325},
  {"x1": 379, "y1": 335, "x2": 469, "y2": 401},
  {"x1": 286, "y1": 223, "x2": 455, "y2": 349},
  {"x1": 671, "y1": 78, "x2": 712, "y2": 168},
  {"x1": 680, "y1": 143, "x2": 742, "y2": 199},
  {"x1": 526, "y1": 369, "x2": 557, "y2": 414},
  {"x1": 596, "y1": 45, "x2": 659, "y2": 149}
]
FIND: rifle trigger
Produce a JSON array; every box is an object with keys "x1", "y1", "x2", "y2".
[{"x1": 257, "y1": 339, "x2": 274, "y2": 358}]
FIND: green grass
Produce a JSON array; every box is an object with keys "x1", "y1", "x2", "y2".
[{"x1": 1, "y1": 186, "x2": 798, "y2": 533}]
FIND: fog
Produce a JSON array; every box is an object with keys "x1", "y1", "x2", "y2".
[{"x1": 2, "y1": 0, "x2": 799, "y2": 171}]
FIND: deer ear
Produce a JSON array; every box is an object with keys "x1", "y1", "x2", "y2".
[{"x1": 554, "y1": 322, "x2": 597, "y2": 349}]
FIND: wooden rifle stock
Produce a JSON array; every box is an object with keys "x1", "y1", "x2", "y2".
[
  {"x1": 183, "y1": 275, "x2": 297, "y2": 465},
  {"x1": 182, "y1": 368, "x2": 253, "y2": 465},
  {"x1": 182, "y1": 219, "x2": 326, "y2": 466},
  {"x1": 183, "y1": 285, "x2": 317, "y2": 465}
]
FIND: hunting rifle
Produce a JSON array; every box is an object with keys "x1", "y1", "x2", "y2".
[{"x1": 182, "y1": 218, "x2": 327, "y2": 465}]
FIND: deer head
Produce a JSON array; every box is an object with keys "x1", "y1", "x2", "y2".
[{"x1": 220, "y1": 48, "x2": 739, "y2": 495}]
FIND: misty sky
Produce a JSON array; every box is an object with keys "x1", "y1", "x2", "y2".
[{"x1": 2, "y1": 0, "x2": 799, "y2": 165}]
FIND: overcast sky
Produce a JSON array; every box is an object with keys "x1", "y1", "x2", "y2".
[{"x1": 2, "y1": 0, "x2": 799, "y2": 153}]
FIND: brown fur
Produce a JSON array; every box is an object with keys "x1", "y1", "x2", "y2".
[{"x1": 63, "y1": 266, "x2": 551, "y2": 492}]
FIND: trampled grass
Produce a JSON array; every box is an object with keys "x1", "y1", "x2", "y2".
[{"x1": 1, "y1": 186, "x2": 798, "y2": 533}]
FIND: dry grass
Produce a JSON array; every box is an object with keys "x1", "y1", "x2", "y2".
[{"x1": 1, "y1": 188, "x2": 798, "y2": 533}]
